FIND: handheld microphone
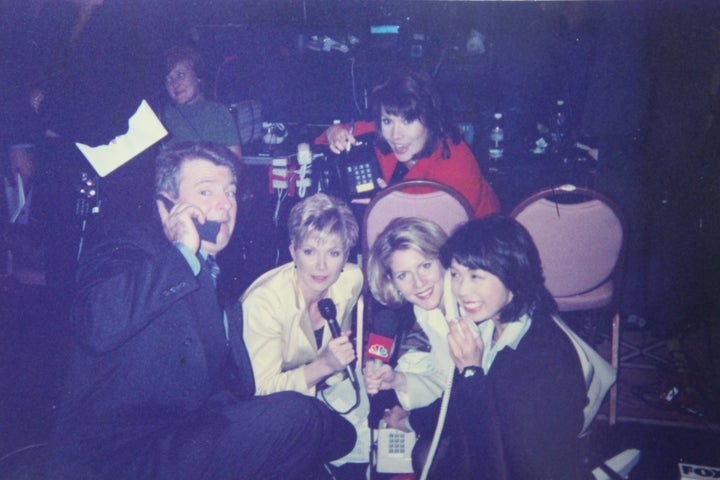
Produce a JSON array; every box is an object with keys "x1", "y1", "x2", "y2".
[
  {"x1": 318, "y1": 298, "x2": 358, "y2": 389},
  {"x1": 367, "y1": 309, "x2": 400, "y2": 371}
]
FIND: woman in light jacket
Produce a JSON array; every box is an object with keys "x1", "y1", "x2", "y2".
[{"x1": 242, "y1": 193, "x2": 365, "y2": 478}]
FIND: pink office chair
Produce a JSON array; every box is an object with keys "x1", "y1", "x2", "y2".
[
  {"x1": 362, "y1": 180, "x2": 474, "y2": 262},
  {"x1": 510, "y1": 184, "x2": 627, "y2": 425}
]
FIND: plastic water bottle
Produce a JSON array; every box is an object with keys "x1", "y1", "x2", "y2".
[
  {"x1": 551, "y1": 100, "x2": 569, "y2": 151},
  {"x1": 489, "y1": 112, "x2": 504, "y2": 161}
]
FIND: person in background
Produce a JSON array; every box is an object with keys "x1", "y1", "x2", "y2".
[
  {"x1": 9, "y1": 85, "x2": 62, "y2": 150},
  {"x1": 316, "y1": 68, "x2": 500, "y2": 218},
  {"x1": 3, "y1": 81, "x2": 82, "y2": 307},
  {"x1": 3, "y1": 83, "x2": 62, "y2": 232},
  {"x1": 1, "y1": 143, "x2": 50, "y2": 287},
  {"x1": 162, "y1": 45, "x2": 242, "y2": 160},
  {"x1": 242, "y1": 193, "x2": 366, "y2": 479},
  {"x1": 162, "y1": 45, "x2": 252, "y2": 302},
  {"x1": 47, "y1": 142, "x2": 354, "y2": 480},
  {"x1": 363, "y1": 216, "x2": 458, "y2": 471},
  {"x1": 2, "y1": 142, "x2": 52, "y2": 285},
  {"x1": 432, "y1": 215, "x2": 588, "y2": 479}
]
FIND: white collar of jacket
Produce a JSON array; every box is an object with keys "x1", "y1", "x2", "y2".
[{"x1": 475, "y1": 313, "x2": 532, "y2": 374}]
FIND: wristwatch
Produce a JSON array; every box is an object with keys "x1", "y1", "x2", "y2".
[{"x1": 461, "y1": 366, "x2": 482, "y2": 379}]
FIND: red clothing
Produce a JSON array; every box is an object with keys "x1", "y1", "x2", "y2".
[{"x1": 316, "y1": 120, "x2": 500, "y2": 218}]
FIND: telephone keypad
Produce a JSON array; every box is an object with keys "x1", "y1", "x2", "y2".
[{"x1": 348, "y1": 163, "x2": 375, "y2": 193}]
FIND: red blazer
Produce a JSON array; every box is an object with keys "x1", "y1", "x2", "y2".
[{"x1": 316, "y1": 120, "x2": 501, "y2": 218}]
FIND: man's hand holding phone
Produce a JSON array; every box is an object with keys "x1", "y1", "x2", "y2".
[{"x1": 157, "y1": 195, "x2": 221, "y2": 253}]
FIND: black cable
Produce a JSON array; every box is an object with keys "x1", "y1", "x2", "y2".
[{"x1": 319, "y1": 380, "x2": 360, "y2": 415}]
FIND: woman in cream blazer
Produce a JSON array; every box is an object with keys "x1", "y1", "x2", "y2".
[{"x1": 242, "y1": 193, "x2": 367, "y2": 477}]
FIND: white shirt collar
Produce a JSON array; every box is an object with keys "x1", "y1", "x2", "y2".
[{"x1": 472, "y1": 313, "x2": 532, "y2": 373}]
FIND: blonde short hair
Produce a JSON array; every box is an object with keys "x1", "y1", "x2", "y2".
[{"x1": 288, "y1": 193, "x2": 359, "y2": 255}]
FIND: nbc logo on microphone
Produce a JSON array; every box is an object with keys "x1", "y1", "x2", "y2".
[{"x1": 367, "y1": 333, "x2": 393, "y2": 362}]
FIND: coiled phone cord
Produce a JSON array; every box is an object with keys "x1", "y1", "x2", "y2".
[{"x1": 419, "y1": 364, "x2": 455, "y2": 480}]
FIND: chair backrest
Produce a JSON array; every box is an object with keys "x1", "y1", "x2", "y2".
[
  {"x1": 509, "y1": 184, "x2": 625, "y2": 298},
  {"x1": 362, "y1": 179, "x2": 474, "y2": 260}
]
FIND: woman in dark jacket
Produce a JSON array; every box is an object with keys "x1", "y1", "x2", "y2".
[{"x1": 429, "y1": 215, "x2": 589, "y2": 479}]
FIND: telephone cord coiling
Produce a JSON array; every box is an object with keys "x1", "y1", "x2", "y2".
[{"x1": 419, "y1": 365, "x2": 454, "y2": 480}]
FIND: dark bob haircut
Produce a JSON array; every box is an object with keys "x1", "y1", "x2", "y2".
[
  {"x1": 371, "y1": 68, "x2": 462, "y2": 161},
  {"x1": 440, "y1": 215, "x2": 557, "y2": 323}
]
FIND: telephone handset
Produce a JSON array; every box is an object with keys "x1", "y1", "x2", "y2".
[{"x1": 157, "y1": 195, "x2": 221, "y2": 243}]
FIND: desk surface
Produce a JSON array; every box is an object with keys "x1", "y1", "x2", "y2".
[
  {"x1": 240, "y1": 125, "x2": 329, "y2": 166},
  {"x1": 241, "y1": 143, "x2": 293, "y2": 166},
  {"x1": 480, "y1": 146, "x2": 597, "y2": 213},
  {"x1": 242, "y1": 154, "x2": 275, "y2": 166},
  {"x1": 242, "y1": 138, "x2": 597, "y2": 215},
  {"x1": 241, "y1": 142, "x2": 331, "y2": 166}
]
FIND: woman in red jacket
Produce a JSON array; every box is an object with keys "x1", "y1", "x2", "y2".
[{"x1": 317, "y1": 69, "x2": 500, "y2": 218}]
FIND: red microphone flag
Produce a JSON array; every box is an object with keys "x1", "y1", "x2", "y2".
[{"x1": 367, "y1": 332, "x2": 393, "y2": 362}]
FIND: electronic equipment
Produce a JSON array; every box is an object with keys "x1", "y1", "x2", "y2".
[
  {"x1": 262, "y1": 122, "x2": 288, "y2": 145},
  {"x1": 344, "y1": 156, "x2": 381, "y2": 196},
  {"x1": 318, "y1": 134, "x2": 381, "y2": 199},
  {"x1": 231, "y1": 100, "x2": 263, "y2": 145},
  {"x1": 157, "y1": 195, "x2": 221, "y2": 243},
  {"x1": 343, "y1": 137, "x2": 381, "y2": 197},
  {"x1": 367, "y1": 309, "x2": 400, "y2": 368},
  {"x1": 75, "y1": 171, "x2": 101, "y2": 261},
  {"x1": 369, "y1": 309, "x2": 414, "y2": 474},
  {"x1": 374, "y1": 420, "x2": 416, "y2": 474}
]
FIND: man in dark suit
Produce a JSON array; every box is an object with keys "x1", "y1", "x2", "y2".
[{"x1": 47, "y1": 142, "x2": 354, "y2": 480}]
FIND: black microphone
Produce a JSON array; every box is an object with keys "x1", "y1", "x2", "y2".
[
  {"x1": 367, "y1": 309, "x2": 400, "y2": 371},
  {"x1": 318, "y1": 298, "x2": 358, "y2": 389}
]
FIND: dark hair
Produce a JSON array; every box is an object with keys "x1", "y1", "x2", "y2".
[
  {"x1": 155, "y1": 142, "x2": 238, "y2": 197},
  {"x1": 440, "y1": 215, "x2": 557, "y2": 323},
  {"x1": 371, "y1": 68, "x2": 462, "y2": 160},
  {"x1": 164, "y1": 45, "x2": 205, "y2": 79}
]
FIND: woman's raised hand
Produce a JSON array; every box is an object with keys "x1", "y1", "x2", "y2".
[
  {"x1": 326, "y1": 124, "x2": 358, "y2": 154},
  {"x1": 447, "y1": 317, "x2": 484, "y2": 372}
]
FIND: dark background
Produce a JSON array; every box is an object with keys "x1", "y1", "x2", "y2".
[
  {"x1": 2, "y1": 0, "x2": 718, "y2": 337},
  {"x1": 1, "y1": 1, "x2": 720, "y2": 477},
  {"x1": 0, "y1": 0, "x2": 667, "y2": 137}
]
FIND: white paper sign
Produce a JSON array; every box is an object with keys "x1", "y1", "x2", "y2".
[{"x1": 75, "y1": 100, "x2": 167, "y2": 177}]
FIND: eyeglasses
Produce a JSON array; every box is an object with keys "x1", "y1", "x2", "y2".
[{"x1": 165, "y1": 68, "x2": 194, "y2": 85}]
